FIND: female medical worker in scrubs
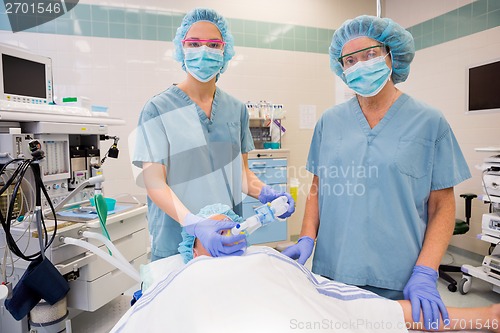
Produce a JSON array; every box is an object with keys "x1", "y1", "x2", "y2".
[
  {"x1": 281, "y1": 15, "x2": 471, "y2": 330},
  {"x1": 132, "y1": 8, "x2": 295, "y2": 262}
]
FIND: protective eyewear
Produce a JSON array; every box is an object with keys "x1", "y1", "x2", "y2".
[
  {"x1": 338, "y1": 45, "x2": 386, "y2": 69},
  {"x1": 182, "y1": 39, "x2": 226, "y2": 50}
]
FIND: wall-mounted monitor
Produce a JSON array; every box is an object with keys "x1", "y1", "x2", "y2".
[
  {"x1": 467, "y1": 59, "x2": 500, "y2": 113},
  {"x1": 0, "y1": 43, "x2": 53, "y2": 105}
]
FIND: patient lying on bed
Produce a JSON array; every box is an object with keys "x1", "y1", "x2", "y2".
[{"x1": 111, "y1": 205, "x2": 500, "y2": 333}]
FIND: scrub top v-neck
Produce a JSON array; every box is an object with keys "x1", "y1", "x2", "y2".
[
  {"x1": 307, "y1": 93, "x2": 471, "y2": 291},
  {"x1": 133, "y1": 85, "x2": 254, "y2": 258}
]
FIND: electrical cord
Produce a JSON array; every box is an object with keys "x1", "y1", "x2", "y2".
[{"x1": 0, "y1": 157, "x2": 58, "y2": 262}]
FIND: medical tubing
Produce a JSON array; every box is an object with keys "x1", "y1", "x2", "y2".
[
  {"x1": 63, "y1": 237, "x2": 141, "y2": 283},
  {"x1": 81, "y1": 231, "x2": 133, "y2": 271},
  {"x1": 0, "y1": 159, "x2": 57, "y2": 261}
]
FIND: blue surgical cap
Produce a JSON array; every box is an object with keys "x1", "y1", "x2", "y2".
[
  {"x1": 330, "y1": 15, "x2": 415, "y2": 84},
  {"x1": 173, "y1": 8, "x2": 235, "y2": 74},
  {"x1": 177, "y1": 204, "x2": 243, "y2": 264}
]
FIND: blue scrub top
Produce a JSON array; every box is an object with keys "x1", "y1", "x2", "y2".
[
  {"x1": 307, "y1": 94, "x2": 471, "y2": 291},
  {"x1": 132, "y1": 85, "x2": 255, "y2": 258}
]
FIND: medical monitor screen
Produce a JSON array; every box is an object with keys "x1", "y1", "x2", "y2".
[
  {"x1": 468, "y1": 60, "x2": 500, "y2": 112},
  {"x1": 2, "y1": 54, "x2": 46, "y2": 99}
]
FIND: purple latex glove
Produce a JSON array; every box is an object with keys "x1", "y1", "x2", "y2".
[
  {"x1": 281, "y1": 236, "x2": 314, "y2": 265},
  {"x1": 403, "y1": 265, "x2": 449, "y2": 330},
  {"x1": 258, "y1": 185, "x2": 295, "y2": 218},
  {"x1": 184, "y1": 213, "x2": 247, "y2": 257}
]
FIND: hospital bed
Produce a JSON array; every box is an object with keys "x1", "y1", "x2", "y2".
[{"x1": 109, "y1": 246, "x2": 491, "y2": 333}]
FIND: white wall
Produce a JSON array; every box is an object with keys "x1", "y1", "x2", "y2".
[
  {"x1": 0, "y1": 0, "x2": 375, "y2": 239},
  {"x1": 386, "y1": 0, "x2": 500, "y2": 255}
]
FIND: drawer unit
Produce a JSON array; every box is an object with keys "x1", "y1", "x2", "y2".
[{"x1": 245, "y1": 149, "x2": 289, "y2": 245}]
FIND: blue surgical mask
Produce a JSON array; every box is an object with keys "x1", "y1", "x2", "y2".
[
  {"x1": 343, "y1": 53, "x2": 392, "y2": 97},
  {"x1": 184, "y1": 46, "x2": 224, "y2": 82}
]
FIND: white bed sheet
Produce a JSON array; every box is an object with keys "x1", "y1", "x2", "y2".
[
  {"x1": 112, "y1": 246, "x2": 491, "y2": 333},
  {"x1": 112, "y1": 246, "x2": 407, "y2": 333}
]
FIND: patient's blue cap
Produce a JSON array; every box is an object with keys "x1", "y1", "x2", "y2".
[
  {"x1": 330, "y1": 15, "x2": 415, "y2": 84},
  {"x1": 178, "y1": 204, "x2": 243, "y2": 264},
  {"x1": 173, "y1": 8, "x2": 235, "y2": 74}
]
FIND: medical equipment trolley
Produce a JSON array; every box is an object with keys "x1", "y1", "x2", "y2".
[{"x1": 460, "y1": 147, "x2": 500, "y2": 295}]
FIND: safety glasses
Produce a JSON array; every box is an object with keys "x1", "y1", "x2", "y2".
[
  {"x1": 182, "y1": 39, "x2": 226, "y2": 50},
  {"x1": 338, "y1": 45, "x2": 386, "y2": 69}
]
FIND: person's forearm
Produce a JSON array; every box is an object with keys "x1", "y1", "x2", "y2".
[
  {"x1": 241, "y1": 153, "x2": 266, "y2": 198},
  {"x1": 416, "y1": 188, "x2": 456, "y2": 270},
  {"x1": 143, "y1": 162, "x2": 190, "y2": 224},
  {"x1": 398, "y1": 300, "x2": 497, "y2": 331},
  {"x1": 300, "y1": 175, "x2": 320, "y2": 239}
]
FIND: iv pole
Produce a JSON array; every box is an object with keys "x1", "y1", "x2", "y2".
[{"x1": 376, "y1": 0, "x2": 382, "y2": 18}]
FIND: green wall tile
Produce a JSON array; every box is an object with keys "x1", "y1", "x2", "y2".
[
  {"x1": 257, "y1": 21, "x2": 269, "y2": 36},
  {"x1": 268, "y1": 22, "x2": 281, "y2": 36},
  {"x1": 91, "y1": 5, "x2": 108, "y2": 22},
  {"x1": 281, "y1": 25, "x2": 294, "y2": 39},
  {"x1": 125, "y1": 10, "x2": 140, "y2": 25},
  {"x1": 458, "y1": 4, "x2": 473, "y2": 21},
  {"x1": 74, "y1": 20, "x2": 91, "y2": 36},
  {"x1": 232, "y1": 32, "x2": 245, "y2": 46},
  {"x1": 433, "y1": 15, "x2": 445, "y2": 31},
  {"x1": 245, "y1": 34, "x2": 257, "y2": 48},
  {"x1": 157, "y1": 26, "x2": 173, "y2": 41},
  {"x1": 171, "y1": 13, "x2": 183, "y2": 27},
  {"x1": 444, "y1": 24, "x2": 458, "y2": 41},
  {"x1": 283, "y1": 38, "x2": 294, "y2": 51},
  {"x1": 72, "y1": 4, "x2": 90, "y2": 21},
  {"x1": 142, "y1": 25, "x2": 156, "y2": 40},
  {"x1": 294, "y1": 25, "x2": 306, "y2": 39},
  {"x1": 92, "y1": 21, "x2": 109, "y2": 37},
  {"x1": 422, "y1": 20, "x2": 433, "y2": 36},
  {"x1": 471, "y1": 14, "x2": 488, "y2": 34},
  {"x1": 420, "y1": 33, "x2": 433, "y2": 49},
  {"x1": 229, "y1": 18, "x2": 244, "y2": 34},
  {"x1": 142, "y1": 11, "x2": 157, "y2": 26},
  {"x1": 318, "y1": 28, "x2": 330, "y2": 42},
  {"x1": 0, "y1": 13, "x2": 11, "y2": 30},
  {"x1": 157, "y1": 13, "x2": 172, "y2": 27},
  {"x1": 411, "y1": 23, "x2": 423, "y2": 39},
  {"x1": 5, "y1": 2, "x2": 493, "y2": 55},
  {"x1": 109, "y1": 22, "x2": 125, "y2": 39},
  {"x1": 108, "y1": 8, "x2": 125, "y2": 24},
  {"x1": 295, "y1": 39, "x2": 307, "y2": 52},
  {"x1": 307, "y1": 39, "x2": 318, "y2": 53},
  {"x1": 306, "y1": 26, "x2": 318, "y2": 40},
  {"x1": 319, "y1": 40, "x2": 331, "y2": 53},
  {"x1": 489, "y1": 0, "x2": 500, "y2": 12},
  {"x1": 433, "y1": 28, "x2": 445, "y2": 45},
  {"x1": 125, "y1": 24, "x2": 141, "y2": 40},
  {"x1": 37, "y1": 19, "x2": 56, "y2": 34},
  {"x1": 244, "y1": 20, "x2": 257, "y2": 34},
  {"x1": 257, "y1": 37, "x2": 271, "y2": 49},
  {"x1": 270, "y1": 37, "x2": 283, "y2": 50},
  {"x1": 472, "y1": 0, "x2": 488, "y2": 17},
  {"x1": 487, "y1": 10, "x2": 500, "y2": 28},
  {"x1": 56, "y1": 18, "x2": 74, "y2": 35}
]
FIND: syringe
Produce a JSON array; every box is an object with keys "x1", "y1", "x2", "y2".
[{"x1": 231, "y1": 196, "x2": 289, "y2": 235}]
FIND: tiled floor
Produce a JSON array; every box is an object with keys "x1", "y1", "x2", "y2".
[{"x1": 69, "y1": 246, "x2": 500, "y2": 333}]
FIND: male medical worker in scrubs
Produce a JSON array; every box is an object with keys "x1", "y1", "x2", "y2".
[
  {"x1": 132, "y1": 8, "x2": 295, "y2": 262},
  {"x1": 281, "y1": 15, "x2": 471, "y2": 330}
]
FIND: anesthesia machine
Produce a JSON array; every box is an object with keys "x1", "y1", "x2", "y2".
[{"x1": 0, "y1": 43, "x2": 148, "y2": 333}]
